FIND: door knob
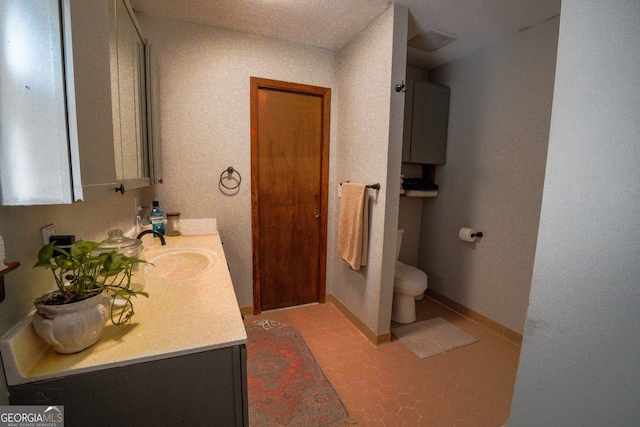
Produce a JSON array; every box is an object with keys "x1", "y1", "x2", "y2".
[{"x1": 314, "y1": 210, "x2": 320, "y2": 218}]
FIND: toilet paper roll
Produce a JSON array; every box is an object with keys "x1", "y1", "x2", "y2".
[{"x1": 459, "y1": 227, "x2": 478, "y2": 243}]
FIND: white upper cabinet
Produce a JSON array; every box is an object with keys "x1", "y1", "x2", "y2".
[
  {"x1": 1, "y1": 0, "x2": 116, "y2": 205},
  {"x1": 0, "y1": 0, "x2": 157, "y2": 205}
]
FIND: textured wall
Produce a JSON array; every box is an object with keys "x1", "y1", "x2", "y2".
[
  {"x1": 422, "y1": 17, "x2": 559, "y2": 333},
  {"x1": 510, "y1": 1, "x2": 640, "y2": 424},
  {"x1": 331, "y1": 4, "x2": 406, "y2": 334},
  {"x1": 140, "y1": 7, "x2": 406, "y2": 335},
  {"x1": 137, "y1": 17, "x2": 338, "y2": 307},
  {"x1": 377, "y1": 5, "x2": 408, "y2": 332}
]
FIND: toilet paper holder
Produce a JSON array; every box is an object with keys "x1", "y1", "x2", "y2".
[{"x1": 459, "y1": 227, "x2": 483, "y2": 242}]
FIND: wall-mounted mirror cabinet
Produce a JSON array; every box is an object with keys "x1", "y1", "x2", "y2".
[{"x1": 0, "y1": 0, "x2": 160, "y2": 206}]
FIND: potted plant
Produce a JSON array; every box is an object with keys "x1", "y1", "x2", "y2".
[{"x1": 32, "y1": 239, "x2": 149, "y2": 353}]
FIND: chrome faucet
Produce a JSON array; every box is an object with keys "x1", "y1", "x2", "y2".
[{"x1": 136, "y1": 230, "x2": 166, "y2": 245}]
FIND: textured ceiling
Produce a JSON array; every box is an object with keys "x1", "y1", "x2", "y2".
[{"x1": 129, "y1": 0, "x2": 561, "y2": 70}]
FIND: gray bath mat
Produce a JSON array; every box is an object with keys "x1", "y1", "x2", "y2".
[{"x1": 391, "y1": 317, "x2": 478, "y2": 359}]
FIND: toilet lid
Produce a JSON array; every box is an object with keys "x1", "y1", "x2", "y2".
[{"x1": 395, "y1": 261, "x2": 427, "y2": 284}]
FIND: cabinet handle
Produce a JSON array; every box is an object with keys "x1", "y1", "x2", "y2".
[{"x1": 115, "y1": 184, "x2": 125, "y2": 194}]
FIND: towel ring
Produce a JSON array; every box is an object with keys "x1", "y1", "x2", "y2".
[{"x1": 220, "y1": 167, "x2": 241, "y2": 190}]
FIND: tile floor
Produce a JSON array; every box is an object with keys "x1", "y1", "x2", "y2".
[{"x1": 244, "y1": 296, "x2": 520, "y2": 426}]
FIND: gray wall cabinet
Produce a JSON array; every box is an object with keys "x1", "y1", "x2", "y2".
[{"x1": 402, "y1": 80, "x2": 450, "y2": 165}]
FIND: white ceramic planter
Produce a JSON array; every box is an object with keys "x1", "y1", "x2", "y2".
[{"x1": 32, "y1": 292, "x2": 111, "y2": 354}]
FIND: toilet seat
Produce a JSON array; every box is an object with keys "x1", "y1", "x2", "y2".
[{"x1": 394, "y1": 261, "x2": 428, "y2": 292}]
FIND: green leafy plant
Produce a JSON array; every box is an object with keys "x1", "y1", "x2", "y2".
[{"x1": 33, "y1": 240, "x2": 149, "y2": 325}]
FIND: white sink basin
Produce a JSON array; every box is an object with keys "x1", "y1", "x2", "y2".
[{"x1": 145, "y1": 247, "x2": 218, "y2": 281}]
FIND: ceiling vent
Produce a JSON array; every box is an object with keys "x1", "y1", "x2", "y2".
[{"x1": 408, "y1": 29, "x2": 458, "y2": 51}]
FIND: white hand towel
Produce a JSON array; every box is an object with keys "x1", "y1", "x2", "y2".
[{"x1": 405, "y1": 189, "x2": 438, "y2": 197}]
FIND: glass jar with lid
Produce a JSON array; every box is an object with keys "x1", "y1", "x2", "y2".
[
  {"x1": 166, "y1": 212, "x2": 181, "y2": 236},
  {"x1": 94, "y1": 229, "x2": 145, "y2": 292}
]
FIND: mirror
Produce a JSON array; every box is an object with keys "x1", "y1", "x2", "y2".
[{"x1": 112, "y1": 0, "x2": 149, "y2": 190}]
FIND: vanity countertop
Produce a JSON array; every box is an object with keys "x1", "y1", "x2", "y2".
[{"x1": 0, "y1": 233, "x2": 247, "y2": 386}]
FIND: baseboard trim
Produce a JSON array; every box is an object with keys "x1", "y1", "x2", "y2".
[
  {"x1": 327, "y1": 295, "x2": 391, "y2": 347},
  {"x1": 239, "y1": 306, "x2": 254, "y2": 316},
  {"x1": 240, "y1": 292, "x2": 521, "y2": 346},
  {"x1": 239, "y1": 298, "x2": 391, "y2": 346},
  {"x1": 425, "y1": 289, "x2": 523, "y2": 346}
]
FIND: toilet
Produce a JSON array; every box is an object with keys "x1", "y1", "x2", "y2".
[{"x1": 392, "y1": 230, "x2": 428, "y2": 324}]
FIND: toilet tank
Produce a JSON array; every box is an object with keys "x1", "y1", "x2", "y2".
[{"x1": 396, "y1": 229, "x2": 404, "y2": 260}]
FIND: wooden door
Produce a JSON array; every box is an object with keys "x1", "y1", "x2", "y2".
[{"x1": 251, "y1": 78, "x2": 330, "y2": 313}]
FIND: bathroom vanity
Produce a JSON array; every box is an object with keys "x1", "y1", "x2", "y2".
[{"x1": 0, "y1": 234, "x2": 247, "y2": 426}]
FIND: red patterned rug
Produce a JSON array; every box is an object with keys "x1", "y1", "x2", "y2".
[{"x1": 246, "y1": 320, "x2": 351, "y2": 426}]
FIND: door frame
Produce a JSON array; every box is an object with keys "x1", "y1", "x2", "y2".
[{"x1": 250, "y1": 77, "x2": 331, "y2": 314}]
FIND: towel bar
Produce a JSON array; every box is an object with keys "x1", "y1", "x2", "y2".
[{"x1": 340, "y1": 181, "x2": 381, "y2": 191}]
